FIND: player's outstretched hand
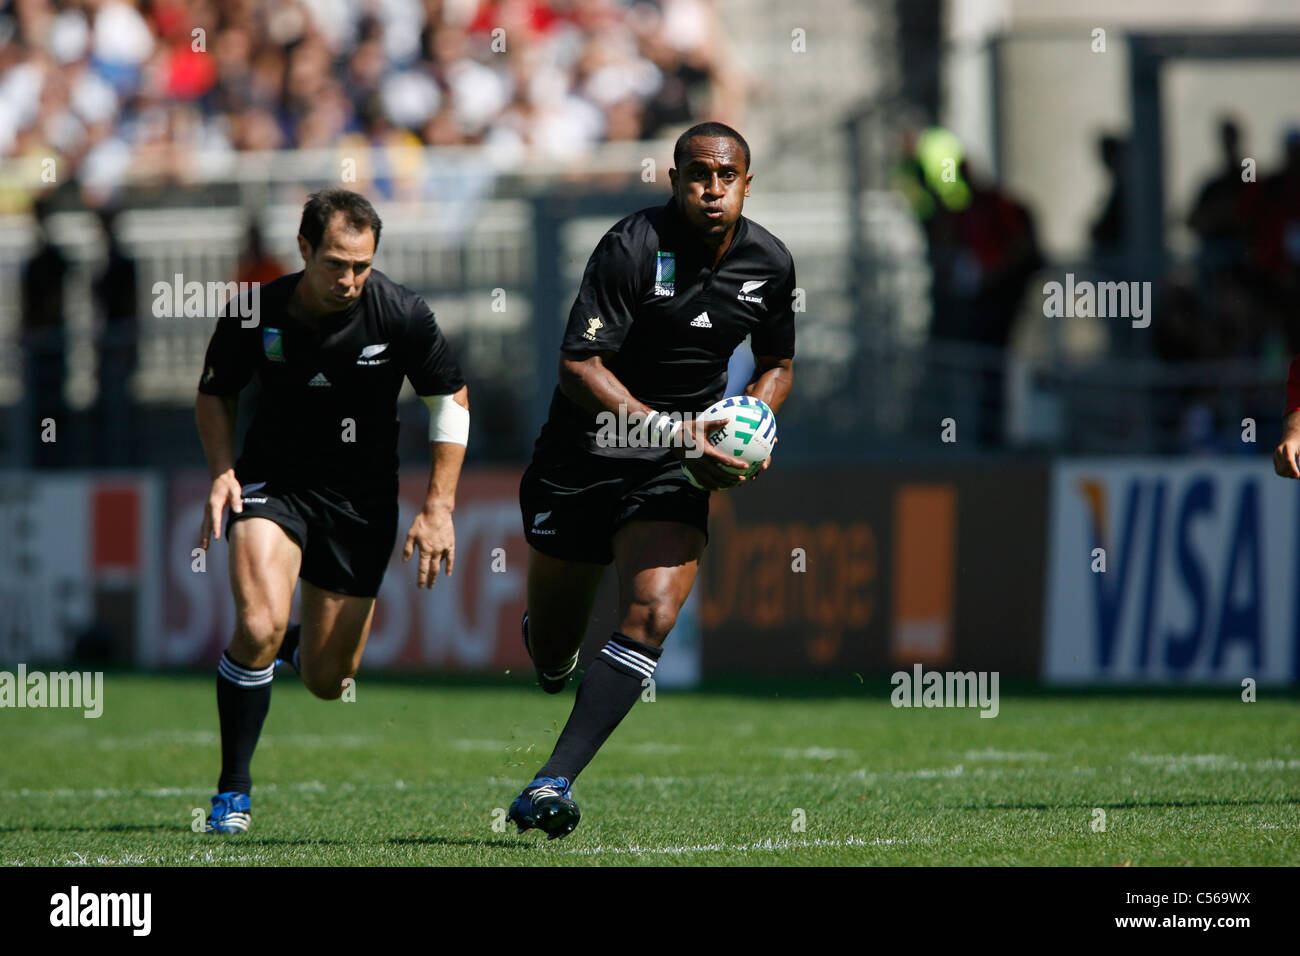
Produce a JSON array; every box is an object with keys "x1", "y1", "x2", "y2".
[
  {"x1": 403, "y1": 503, "x2": 455, "y2": 589},
  {"x1": 674, "y1": 417, "x2": 748, "y2": 491},
  {"x1": 1274, "y1": 412, "x2": 1300, "y2": 479},
  {"x1": 199, "y1": 470, "x2": 243, "y2": 549}
]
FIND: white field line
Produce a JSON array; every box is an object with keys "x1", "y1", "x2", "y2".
[
  {"x1": 570, "y1": 836, "x2": 913, "y2": 857},
  {"x1": 0, "y1": 767, "x2": 994, "y2": 801},
  {"x1": 962, "y1": 749, "x2": 1052, "y2": 762},
  {"x1": 771, "y1": 747, "x2": 858, "y2": 760},
  {"x1": 4, "y1": 849, "x2": 274, "y2": 866},
  {"x1": 454, "y1": 739, "x2": 689, "y2": 756},
  {"x1": 0, "y1": 779, "x2": 415, "y2": 801},
  {"x1": 0, "y1": 732, "x2": 1098, "y2": 764},
  {"x1": 0, "y1": 729, "x2": 383, "y2": 750},
  {"x1": 459, "y1": 739, "x2": 923, "y2": 760},
  {"x1": 91, "y1": 732, "x2": 378, "y2": 750},
  {"x1": 5, "y1": 753, "x2": 1297, "y2": 803},
  {"x1": 4, "y1": 838, "x2": 907, "y2": 866},
  {"x1": 1129, "y1": 754, "x2": 1300, "y2": 772}
]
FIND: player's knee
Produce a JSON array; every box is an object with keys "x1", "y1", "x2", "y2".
[
  {"x1": 300, "y1": 655, "x2": 357, "y2": 700},
  {"x1": 305, "y1": 681, "x2": 343, "y2": 701},
  {"x1": 302, "y1": 666, "x2": 354, "y2": 701},
  {"x1": 623, "y1": 598, "x2": 678, "y2": 645},
  {"x1": 529, "y1": 619, "x2": 588, "y2": 668},
  {"x1": 232, "y1": 610, "x2": 286, "y2": 660}
]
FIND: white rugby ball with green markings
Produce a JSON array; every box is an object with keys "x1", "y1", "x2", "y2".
[{"x1": 683, "y1": 395, "x2": 777, "y2": 490}]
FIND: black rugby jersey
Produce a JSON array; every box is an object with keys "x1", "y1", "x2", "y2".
[
  {"x1": 198, "y1": 269, "x2": 464, "y2": 495},
  {"x1": 536, "y1": 199, "x2": 796, "y2": 459}
]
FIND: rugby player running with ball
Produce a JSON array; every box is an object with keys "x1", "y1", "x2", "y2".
[
  {"x1": 507, "y1": 123, "x2": 797, "y2": 838},
  {"x1": 195, "y1": 188, "x2": 469, "y2": 833}
]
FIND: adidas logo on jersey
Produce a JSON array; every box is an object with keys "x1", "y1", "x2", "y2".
[
  {"x1": 737, "y1": 279, "x2": 766, "y2": 304},
  {"x1": 690, "y1": 312, "x2": 712, "y2": 329},
  {"x1": 308, "y1": 372, "x2": 331, "y2": 387}
]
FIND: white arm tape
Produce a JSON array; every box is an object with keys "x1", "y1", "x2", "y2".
[
  {"x1": 421, "y1": 393, "x2": 470, "y2": 445},
  {"x1": 644, "y1": 410, "x2": 682, "y2": 445}
]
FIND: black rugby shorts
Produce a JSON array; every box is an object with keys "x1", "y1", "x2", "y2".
[
  {"x1": 226, "y1": 477, "x2": 398, "y2": 598},
  {"x1": 519, "y1": 448, "x2": 709, "y2": 564}
]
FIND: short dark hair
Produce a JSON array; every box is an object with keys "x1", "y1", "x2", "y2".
[
  {"x1": 673, "y1": 122, "x2": 751, "y2": 173},
  {"x1": 298, "y1": 187, "x2": 383, "y2": 253}
]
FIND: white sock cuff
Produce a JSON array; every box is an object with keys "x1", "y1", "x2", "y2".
[
  {"x1": 599, "y1": 640, "x2": 659, "y2": 680},
  {"x1": 218, "y1": 652, "x2": 276, "y2": 688}
]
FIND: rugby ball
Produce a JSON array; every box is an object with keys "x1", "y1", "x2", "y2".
[{"x1": 683, "y1": 395, "x2": 777, "y2": 490}]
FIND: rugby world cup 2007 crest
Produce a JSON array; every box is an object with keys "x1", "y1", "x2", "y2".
[
  {"x1": 654, "y1": 251, "x2": 675, "y2": 296},
  {"x1": 263, "y1": 327, "x2": 284, "y2": 362}
]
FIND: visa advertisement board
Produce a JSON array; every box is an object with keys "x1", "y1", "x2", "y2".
[{"x1": 1044, "y1": 460, "x2": 1300, "y2": 683}]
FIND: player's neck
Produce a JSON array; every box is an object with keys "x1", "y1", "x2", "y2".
[
  {"x1": 290, "y1": 278, "x2": 347, "y2": 326},
  {"x1": 683, "y1": 220, "x2": 736, "y2": 268},
  {"x1": 707, "y1": 228, "x2": 736, "y2": 268}
]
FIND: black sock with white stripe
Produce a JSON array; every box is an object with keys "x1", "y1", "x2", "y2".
[
  {"x1": 537, "y1": 632, "x2": 661, "y2": 782},
  {"x1": 216, "y1": 651, "x2": 275, "y2": 794}
]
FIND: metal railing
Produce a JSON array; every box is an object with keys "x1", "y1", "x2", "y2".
[{"x1": 1, "y1": 186, "x2": 1287, "y2": 467}]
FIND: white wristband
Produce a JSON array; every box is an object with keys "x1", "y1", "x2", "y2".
[
  {"x1": 421, "y1": 393, "x2": 470, "y2": 445},
  {"x1": 644, "y1": 410, "x2": 681, "y2": 445}
]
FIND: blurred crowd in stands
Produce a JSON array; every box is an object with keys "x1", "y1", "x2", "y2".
[
  {"x1": 0, "y1": 0, "x2": 745, "y2": 207},
  {"x1": 1161, "y1": 118, "x2": 1300, "y2": 366},
  {"x1": 897, "y1": 115, "x2": 1300, "y2": 369},
  {"x1": 895, "y1": 115, "x2": 1300, "y2": 449}
]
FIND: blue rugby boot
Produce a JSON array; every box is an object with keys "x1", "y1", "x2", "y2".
[
  {"x1": 206, "y1": 791, "x2": 251, "y2": 833},
  {"x1": 507, "y1": 776, "x2": 580, "y2": 839}
]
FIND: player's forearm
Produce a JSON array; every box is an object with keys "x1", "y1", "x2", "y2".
[
  {"x1": 423, "y1": 440, "x2": 465, "y2": 511},
  {"x1": 745, "y1": 360, "x2": 794, "y2": 415},
  {"x1": 559, "y1": 354, "x2": 651, "y2": 418},
  {"x1": 421, "y1": 387, "x2": 469, "y2": 510},
  {"x1": 1285, "y1": 354, "x2": 1300, "y2": 416},
  {"x1": 195, "y1": 392, "x2": 239, "y2": 480},
  {"x1": 1283, "y1": 410, "x2": 1300, "y2": 444}
]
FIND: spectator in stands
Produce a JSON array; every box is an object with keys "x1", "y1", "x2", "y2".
[
  {"x1": 91, "y1": 205, "x2": 138, "y2": 465},
  {"x1": 21, "y1": 196, "x2": 69, "y2": 467},
  {"x1": 929, "y1": 160, "x2": 1043, "y2": 445},
  {"x1": 1178, "y1": 117, "x2": 1270, "y2": 363},
  {"x1": 235, "y1": 218, "x2": 286, "y2": 287},
  {"x1": 1188, "y1": 117, "x2": 1249, "y2": 275},
  {"x1": 1089, "y1": 133, "x2": 1127, "y2": 268},
  {"x1": 930, "y1": 160, "x2": 1042, "y2": 350},
  {"x1": 1158, "y1": 119, "x2": 1271, "y2": 452},
  {"x1": 1241, "y1": 127, "x2": 1300, "y2": 354},
  {"x1": 900, "y1": 124, "x2": 1042, "y2": 447},
  {"x1": 0, "y1": 0, "x2": 746, "y2": 193}
]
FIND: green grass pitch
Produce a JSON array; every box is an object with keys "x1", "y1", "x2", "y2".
[{"x1": 1, "y1": 673, "x2": 1297, "y2": 866}]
